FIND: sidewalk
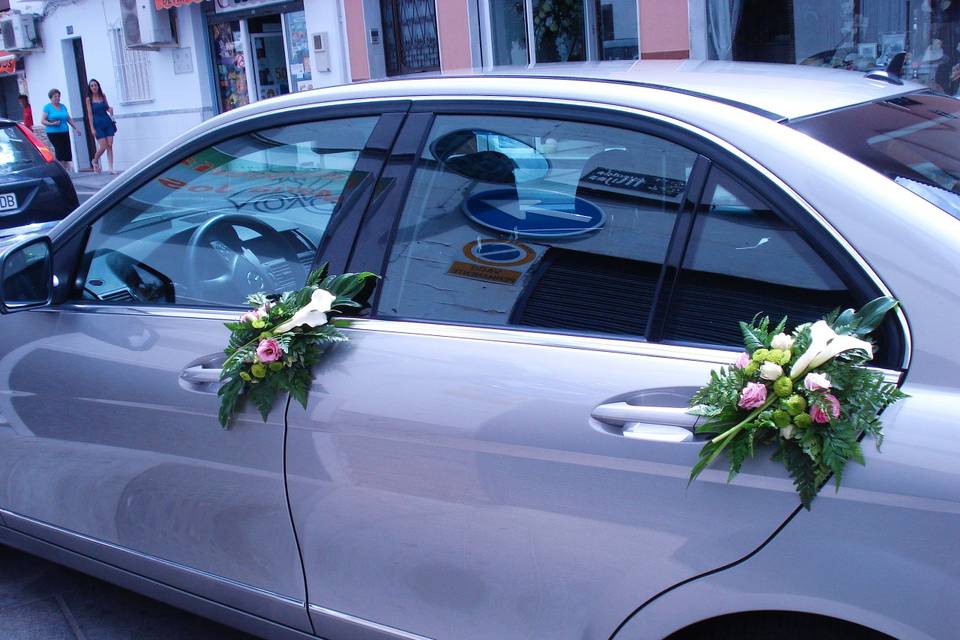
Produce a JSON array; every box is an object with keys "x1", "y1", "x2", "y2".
[{"x1": 70, "y1": 170, "x2": 123, "y2": 204}]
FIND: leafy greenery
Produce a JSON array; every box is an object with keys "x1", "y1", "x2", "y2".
[
  {"x1": 217, "y1": 265, "x2": 377, "y2": 429},
  {"x1": 689, "y1": 297, "x2": 907, "y2": 509}
]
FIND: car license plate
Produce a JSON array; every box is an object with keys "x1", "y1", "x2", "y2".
[{"x1": 0, "y1": 193, "x2": 17, "y2": 211}]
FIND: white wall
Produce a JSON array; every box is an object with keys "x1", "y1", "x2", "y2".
[
  {"x1": 302, "y1": 0, "x2": 352, "y2": 87},
  {"x1": 14, "y1": 0, "x2": 211, "y2": 171}
]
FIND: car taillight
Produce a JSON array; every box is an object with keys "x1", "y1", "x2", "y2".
[{"x1": 16, "y1": 123, "x2": 55, "y2": 163}]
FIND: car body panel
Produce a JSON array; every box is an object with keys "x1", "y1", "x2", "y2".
[
  {"x1": 0, "y1": 120, "x2": 78, "y2": 231},
  {"x1": 286, "y1": 323, "x2": 804, "y2": 640},
  {"x1": 612, "y1": 383, "x2": 957, "y2": 640},
  {"x1": 0, "y1": 305, "x2": 311, "y2": 631}
]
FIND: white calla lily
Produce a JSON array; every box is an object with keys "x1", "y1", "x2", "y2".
[
  {"x1": 790, "y1": 320, "x2": 873, "y2": 378},
  {"x1": 274, "y1": 288, "x2": 336, "y2": 333}
]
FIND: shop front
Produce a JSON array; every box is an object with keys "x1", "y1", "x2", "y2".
[
  {"x1": 693, "y1": 0, "x2": 960, "y2": 94},
  {"x1": 480, "y1": 0, "x2": 641, "y2": 66},
  {"x1": 205, "y1": 0, "x2": 314, "y2": 113}
]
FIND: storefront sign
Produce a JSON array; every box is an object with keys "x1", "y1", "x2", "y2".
[
  {"x1": 155, "y1": 0, "x2": 204, "y2": 9},
  {"x1": 215, "y1": 0, "x2": 290, "y2": 13},
  {"x1": 0, "y1": 52, "x2": 16, "y2": 76},
  {"x1": 462, "y1": 188, "x2": 605, "y2": 238}
]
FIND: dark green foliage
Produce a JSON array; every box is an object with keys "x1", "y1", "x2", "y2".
[
  {"x1": 688, "y1": 296, "x2": 907, "y2": 509},
  {"x1": 217, "y1": 264, "x2": 377, "y2": 428}
]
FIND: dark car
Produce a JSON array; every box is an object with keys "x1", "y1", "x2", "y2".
[{"x1": 0, "y1": 118, "x2": 78, "y2": 236}]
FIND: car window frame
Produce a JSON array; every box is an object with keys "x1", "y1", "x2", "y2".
[
  {"x1": 48, "y1": 100, "x2": 412, "y2": 310},
  {"x1": 347, "y1": 98, "x2": 906, "y2": 370}
]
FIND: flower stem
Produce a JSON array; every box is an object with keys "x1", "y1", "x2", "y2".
[{"x1": 709, "y1": 394, "x2": 779, "y2": 445}]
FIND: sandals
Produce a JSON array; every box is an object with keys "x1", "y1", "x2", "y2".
[{"x1": 92, "y1": 160, "x2": 102, "y2": 174}]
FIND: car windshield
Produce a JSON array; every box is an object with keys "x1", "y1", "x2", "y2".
[
  {"x1": 789, "y1": 91, "x2": 960, "y2": 220},
  {"x1": 0, "y1": 124, "x2": 39, "y2": 175}
]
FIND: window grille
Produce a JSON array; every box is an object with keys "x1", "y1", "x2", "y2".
[{"x1": 109, "y1": 28, "x2": 153, "y2": 103}]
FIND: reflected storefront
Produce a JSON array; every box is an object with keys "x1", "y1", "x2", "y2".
[
  {"x1": 697, "y1": 0, "x2": 960, "y2": 93},
  {"x1": 205, "y1": 0, "x2": 313, "y2": 113}
]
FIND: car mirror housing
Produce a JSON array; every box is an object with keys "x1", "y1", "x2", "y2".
[{"x1": 0, "y1": 235, "x2": 53, "y2": 313}]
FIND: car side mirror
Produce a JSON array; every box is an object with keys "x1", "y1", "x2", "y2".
[{"x1": 0, "y1": 236, "x2": 53, "y2": 313}]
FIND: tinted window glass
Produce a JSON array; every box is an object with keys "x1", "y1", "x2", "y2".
[
  {"x1": 663, "y1": 168, "x2": 855, "y2": 345},
  {"x1": 0, "y1": 125, "x2": 40, "y2": 174},
  {"x1": 791, "y1": 92, "x2": 960, "y2": 220},
  {"x1": 78, "y1": 116, "x2": 377, "y2": 306},
  {"x1": 376, "y1": 115, "x2": 697, "y2": 338}
]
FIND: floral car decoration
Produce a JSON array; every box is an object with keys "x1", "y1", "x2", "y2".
[
  {"x1": 688, "y1": 297, "x2": 907, "y2": 508},
  {"x1": 218, "y1": 265, "x2": 377, "y2": 428}
]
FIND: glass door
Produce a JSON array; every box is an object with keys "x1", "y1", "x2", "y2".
[{"x1": 249, "y1": 15, "x2": 290, "y2": 100}]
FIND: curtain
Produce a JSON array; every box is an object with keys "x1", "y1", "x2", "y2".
[{"x1": 708, "y1": 0, "x2": 743, "y2": 60}]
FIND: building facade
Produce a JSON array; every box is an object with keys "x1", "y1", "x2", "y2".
[{"x1": 0, "y1": 0, "x2": 952, "y2": 171}]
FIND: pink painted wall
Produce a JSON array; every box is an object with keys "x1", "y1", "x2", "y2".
[
  {"x1": 638, "y1": 0, "x2": 690, "y2": 58},
  {"x1": 436, "y1": 0, "x2": 473, "y2": 70},
  {"x1": 344, "y1": 0, "x2": 371, "y2": 81}
]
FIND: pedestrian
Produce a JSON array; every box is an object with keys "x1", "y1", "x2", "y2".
[
  {"x1": 41, "y1": 88, "x2": 81, "y2": 173},
  {"x1": 85, "y1": 79, "x2": 117, "y2": 174},
  {"x1": 17, "y1": 94, "x2": 33, "y2": 129}
]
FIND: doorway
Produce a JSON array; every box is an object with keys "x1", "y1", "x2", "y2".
[
  {"x1": 248, "y1": 15, "x2": 289, "y2": 100},
  {"x1": 70, "y1": 38, "x2": 95, "y2": 166}
]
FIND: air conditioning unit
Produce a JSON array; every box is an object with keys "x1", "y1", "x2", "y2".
[
  {"x1": 0, "y1": 13, "x2": 42, "y2": 52},
  {"x1": 120, "y1": 0, "x2": 177, "y2": 49}
]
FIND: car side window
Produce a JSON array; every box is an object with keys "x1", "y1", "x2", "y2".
[
  {"x1": 662, "y1": 168, "x2": 856, "y2": 345},
  {"x1": 77, "y1": 116, "x2": 378, "y2": 306},
  {"x1": 376, "y1": 114, "x2": 698, "y2": 338}
]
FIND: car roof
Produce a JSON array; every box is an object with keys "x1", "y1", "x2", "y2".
[{"x1": 393, "y1": 60, "x2": 924, "y2": 121}]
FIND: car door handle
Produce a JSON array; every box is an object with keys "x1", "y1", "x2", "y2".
[
  {"x1": 591, "y1": 402, "x2": 697, "y2": 443},
  {"x1": 180, "y1": 365, "x2": 222, "y2": 384}
]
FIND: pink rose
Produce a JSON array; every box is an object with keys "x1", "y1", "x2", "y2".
[
  {"x1": 256, "y1": 338, "x2": 283, "y2": 363},
  {"x1": 809, "y1": 393, "x2": 841, "y2": 424},
  {"x1": 734, "y1": 352, "x2": 751, "y2": 369},
  {"x1": 738, "y1": 382, "x2": 768, "y2": 410},
  {"x1": 803, "y1": 372, "x2": 832, "y2": 392},
  {"x1": 240, "y1": 311, "x2": 258, "y2": 323}
]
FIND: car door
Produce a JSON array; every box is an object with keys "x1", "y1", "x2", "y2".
[
  {"x1": 0, "y1": 104, "x2": 407, "y2": 632},
  {"x1": 284, "y1": 103, "x2": 905, "y2": 639}
]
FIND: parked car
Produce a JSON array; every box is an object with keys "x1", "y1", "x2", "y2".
[
  {"x1": 0, "y1": 60, "x2": 957, "y2": 640},
  {"x1": 0, "y1": 118, "x2": 79, "y2": 238}
]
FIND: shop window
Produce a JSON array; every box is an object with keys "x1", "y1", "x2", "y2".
[
  {"x1": 380, "y1": 0, "x2": 440, "y2": 75},
  {"x1": 699, "y1": 0, "x2": 960, "y2": 94},
  {"x1": 109, "y1": 28, "x2": 153, "y2": 103},
  {"x1": 487, "y1": 0, "x2": 637, "y2": 66}
]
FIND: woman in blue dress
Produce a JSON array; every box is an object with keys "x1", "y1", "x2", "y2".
[{"x1": 85, "y1": 79, "x2": 118, "y2": 174}]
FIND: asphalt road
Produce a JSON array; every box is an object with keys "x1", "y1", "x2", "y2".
[{"x1": 0, "y1": 170, "x2": 258, "y2": 640}]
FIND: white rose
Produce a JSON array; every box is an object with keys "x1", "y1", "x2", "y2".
[
  {"x1": 759, "y1": 362, "x2": 783, "y2": 381},
  {"x1": 780, "y1": 424, "x2": 796, "y2": 440},
  {"x1": 274, "y1": 288, "x2": 336, "y2": 333},
  {"x1": 771, "y1": 332, "x2": 794, "y2": 351}
]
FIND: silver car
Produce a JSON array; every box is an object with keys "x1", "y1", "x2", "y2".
[{"x1": 0, "y1": 61, "x2": 956, "y2": 640}]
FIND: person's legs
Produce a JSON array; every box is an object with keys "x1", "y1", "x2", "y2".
[
  {"x1": 92, "y1": 138, "x2": 107, "y2": 172},
  {"x1": 105, "y1": 136, "x2": 114, "y2": 173}
]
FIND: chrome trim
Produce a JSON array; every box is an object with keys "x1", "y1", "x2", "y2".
[
  {"x1": 0, "y1": 509, "x2": 305, "y2": 608},
  {"x1": 48, "y1": 302, "x2": 240, "y2": 322},
  {"x1": 309, "y1": 605, "x2": 435, "y2": 640},
  {"x1": 346, "y1": 319, "x2": 903, "y2": 385}
]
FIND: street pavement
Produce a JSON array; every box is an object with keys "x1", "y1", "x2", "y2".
[
  {"x1": 0, "y1": 170, "x2": 258, "y2": 640},
  {"x1": 72, "y1": 170, "x2": 122, "y2": 204}
]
